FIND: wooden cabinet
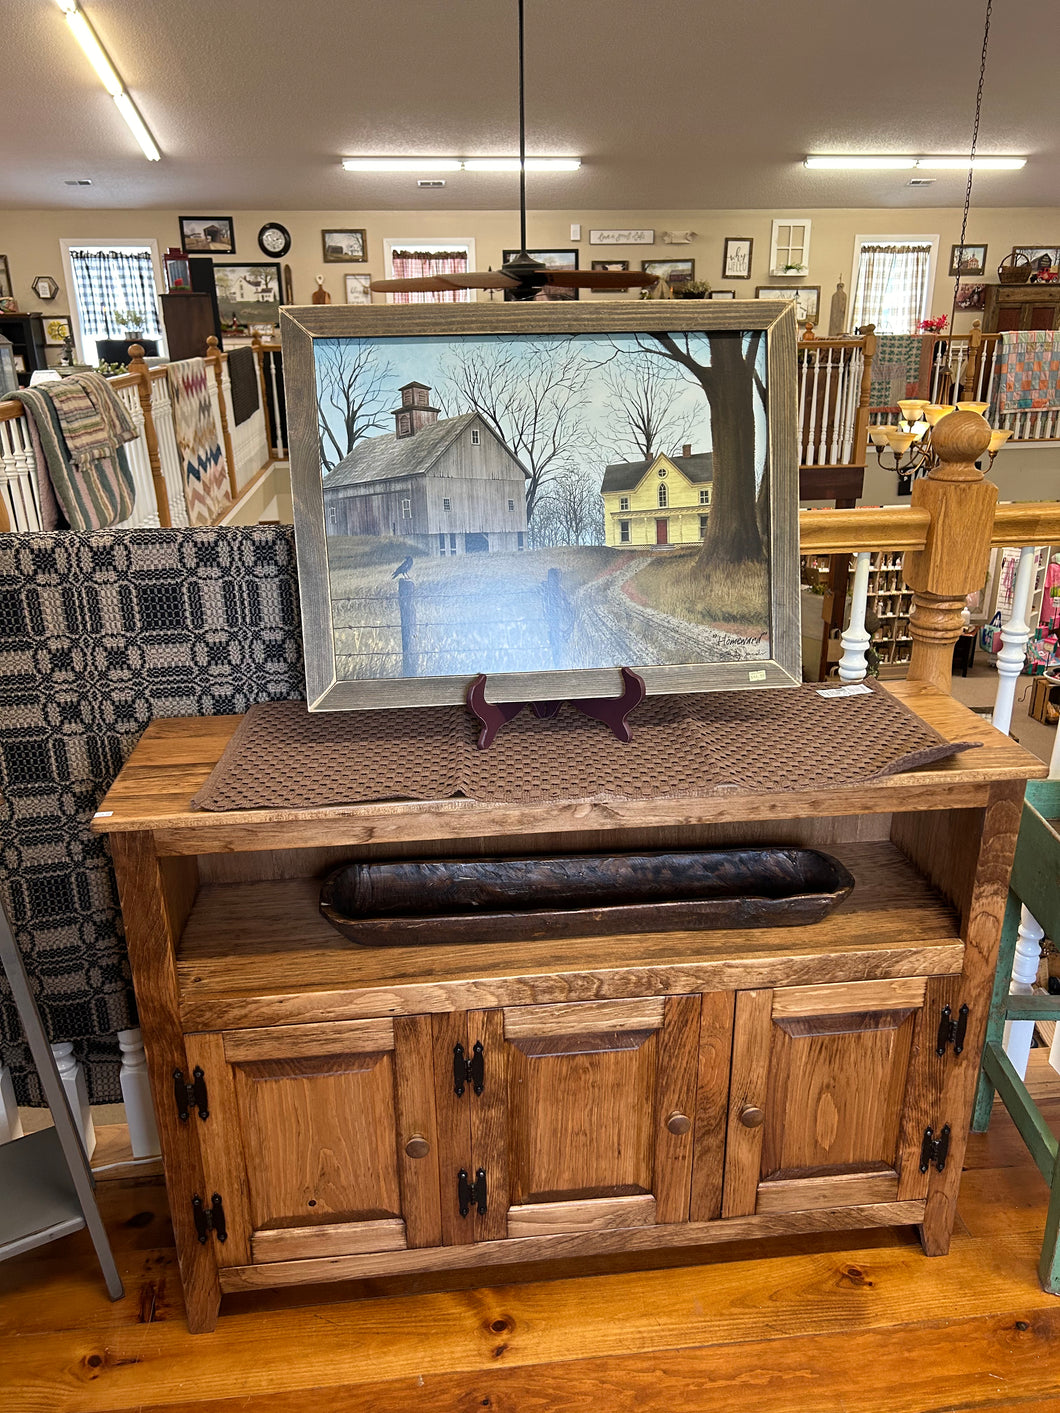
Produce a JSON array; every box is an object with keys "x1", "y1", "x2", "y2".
[
  {"x1": 983, "y1": 284, "x2": 1060, "y2": 334},
  {"x1": 97, "y1": 682, "x2": 1044, "y2": 1331}
]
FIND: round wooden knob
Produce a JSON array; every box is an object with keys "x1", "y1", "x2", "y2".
[
  {"x1": 666, "y1": 1112, "x2": 691, "y2": 1136},
  {"x1": 405, "y1": 1135, "x2": 430, "y2": 1159},
  {"x1": 739, "y1": 1106, "x2": 765, "y2": 1129}
]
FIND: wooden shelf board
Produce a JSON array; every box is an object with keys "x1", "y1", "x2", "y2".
[
  {"x1": 177, "y1": 841, "x2": 963, "y2": 1030},
  {"x1": 91, "y1": 683, "x2": 1046, "y2": 857}
]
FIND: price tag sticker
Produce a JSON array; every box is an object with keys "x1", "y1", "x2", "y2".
[
  {"x1": 817, "y1": 683, "x2": 872, "y2": 698},
  {"x1": 93, "y1": 810, "x2": 114, "y2": 818},
  {"x1": 748, "y1": 669, "x2": 767, "y2": 682}
]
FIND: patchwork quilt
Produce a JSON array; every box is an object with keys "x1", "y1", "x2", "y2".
[
  {"x1": 995, "y1": 331, "x2": 1060, "y2": 412},
  {"x1": 166, "y1": 357, "x2": 232, "y2": 525}
]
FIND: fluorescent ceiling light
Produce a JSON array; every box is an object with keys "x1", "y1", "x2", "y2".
[
  {"x1": 114, "y1": 92, "x2": 161, "y2": 162},
  {"x1": 805, "y1": 154, "x2": 1025, "y2": 171},
  {"x1": 54, "y1": 0, "x2": 161, "y2": 160},
  {"x1": 342, "y1": 158, "x2": 462, "y2": 172},
  {"x1": 342, "y1": 157, "x2": 582, "y2": 173}
]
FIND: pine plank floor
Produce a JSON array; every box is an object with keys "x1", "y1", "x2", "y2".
[{"x1": 3, "y1": 1055, "x2": 1060, "y2": 1413}]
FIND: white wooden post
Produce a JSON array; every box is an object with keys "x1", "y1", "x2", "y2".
[
  {"x1": 51, "y1": 1041, "x2": 96, "y2": 1159},
  {"x1": 0, "y1": 1065, "x2": 23, "y2": 1143},
  {"x1": 838, "y1": 551, "x2": 872, "y2": 682},
  {"x1": 118, "y1": 1027, "x2": 161, "y2": 1158},
  {"x1": 992, "y1": 545, "x2": 1036, "y2": 734}
]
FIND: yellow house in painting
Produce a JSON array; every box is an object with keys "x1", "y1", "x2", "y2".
[{"x1": 600, "y1": 446, "x2": 713, "y2": 548}]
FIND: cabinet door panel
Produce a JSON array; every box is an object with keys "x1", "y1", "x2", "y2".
[
  {"x1": 478, "y1": 994, "x2": 701, "y2": 1240},
  {"x1": 724, "y1": 979, "x2": 930, "y2": 1218}
]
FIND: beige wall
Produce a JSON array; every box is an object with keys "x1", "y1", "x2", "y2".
[{"x1": 3, "y1": 203, "x2": 1059, "y2": 337}]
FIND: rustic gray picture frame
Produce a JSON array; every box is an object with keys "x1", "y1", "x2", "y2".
[{"x1": 281, "y1": 301, "x2": 801, "y2": 711}]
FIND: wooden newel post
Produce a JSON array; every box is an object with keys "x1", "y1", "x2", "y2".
[
  {"x1": 904, "y1": 411, "x2": 997, "y2": 693},
  {"x1": 127, "y1": 344, "x2": 171, "y2": 528},
  {"x1": 206, "y1": 335, "x2": 238, "y2": 501},
  {"x1": 250, "y1": 330, "x2": 275, "y2": 457}
]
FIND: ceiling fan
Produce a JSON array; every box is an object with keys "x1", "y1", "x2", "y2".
[{"x1": 369, "y1": 1, "x2": 657, "y2": 303}]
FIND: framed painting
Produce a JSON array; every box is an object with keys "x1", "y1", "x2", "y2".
[
  {"x1": 179, "y1": 216, "x2": 235, "y2": 254},
  {"x1": 711, "y1": 290, "x2": 736, "y2": 300},
  {"x1": 723, "y1": 237, "x2": 753, "y2": 280},
  {"x1": 642, "y1": 259, "x2": 694, "y2": 290},
  {"x1": 590, "y1": 259, "x2": 630, "y2": 293},
  {"x1": 0, "y1": 255, "x2": 11, "y2": 298},
  {"x1": 502, "y1": 249, "x2": 579, "y2": 301},
  {"x1": 281, "y1": 300, "x2": 801, "y2": 710},
  {"x1": 345, "y1": 273, "x2": 373, "y2": 305},
  {"x1": 949, "y1": 243, "x2": 988, "y2": 277},
  {"x1": 322, "y1": 229, "x2": 368, "y2": 262},
  {"x1": 757, "y1": 285, "x2": 820, "y2": 323},
  {"x1": 213, "y1": 262, "x2": 283, "y2": 333},
  {"x1": 43, "y1": 314, "x2": 72, "y2": 345}
]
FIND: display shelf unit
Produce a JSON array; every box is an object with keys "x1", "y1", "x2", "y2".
[
  {"x1": 94, "y1": 683, "x2": 1045, "y2": 1332},
  {"x1": 863, "y1": 551, "x2": 914, "y2": 668}
]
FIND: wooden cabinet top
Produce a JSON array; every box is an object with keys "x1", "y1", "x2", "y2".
[{"x1": 93, "y1": 682, "x2": 1045, "y2": 854}]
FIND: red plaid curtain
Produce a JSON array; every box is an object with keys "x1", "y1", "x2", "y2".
[{"x1": 390, "y1": 249, "x2": 469, "y2": 304}]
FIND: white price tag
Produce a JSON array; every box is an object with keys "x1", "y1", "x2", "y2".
[{"x1": 816, "y1": 683, "x2": 872, "y2": 698}]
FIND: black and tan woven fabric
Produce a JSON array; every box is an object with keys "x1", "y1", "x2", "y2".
[
  {"x1": 227, "y1": 346, "x2": 260, "y2": 428},
  {"x1": 0, "y1": 527, "x2": 304, "y2": 1102},
  {"x1": 192, "y1": 682, "x2": 978, "y2": 812}
]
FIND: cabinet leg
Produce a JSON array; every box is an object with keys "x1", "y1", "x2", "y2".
[
  {"x1": 918, "y1": 1191, "x2": 956, "y2": 1257},
  {"x1": 184, "y1": 1282, "x2": 222, "y2": 1334}
]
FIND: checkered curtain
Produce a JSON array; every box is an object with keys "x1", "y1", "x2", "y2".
[
  {"x1": 851, "y1": 244, "x2": 933, "y2": 334},
  {"x1": 69, "y1": 247, "x2": 163, "y2": 344},
  {"x1": 390, "y1": 248, "x2": 469, "y2": 304}
]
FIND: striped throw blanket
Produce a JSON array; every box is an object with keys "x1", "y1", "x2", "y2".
[
  {"x1": 995, "y1": 330, "x2": 1060, "y2": 412},
  {"x1": 9, "y1": 373, "x2": 137, "y2": 530},
  {"x1": 167, "y1": 358, "x2": 232, "y2": 525}
]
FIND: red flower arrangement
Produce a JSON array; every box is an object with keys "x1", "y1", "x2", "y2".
[{"x1": 917, "y1": 315, "x2": 948, "y2": 334}]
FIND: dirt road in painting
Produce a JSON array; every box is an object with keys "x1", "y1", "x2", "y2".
[{"x1": 328, "y1": 541, "x2": 761, "y2": 680}]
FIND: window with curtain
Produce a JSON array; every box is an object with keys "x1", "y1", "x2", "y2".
[
  {"x1": 850, "y1": 242, "x2": 934, "y2": 334},
  {"x1": 68, "y1": 246, "x2": 162, "y2": 361},
  {"x1": 384, "y1": 241, "x2": 474, "y2": 303}
]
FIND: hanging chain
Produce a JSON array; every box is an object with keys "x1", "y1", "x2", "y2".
[{"x1": 951, "y1": 0, "x2": 993, "y2": 323}]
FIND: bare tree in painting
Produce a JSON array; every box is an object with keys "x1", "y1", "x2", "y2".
[
  {"x1": 531, "y1": 465, "x2": 605, "y2": 547},
  {"x1": 316, "y1": 340, "x2": 394, "y2": 474},
  {"x1": 601, "y1": 360, "x2": 699, "y2": 463},
  {"x1": 443, "y1": 340, "x2": 594, "y2": 522}
]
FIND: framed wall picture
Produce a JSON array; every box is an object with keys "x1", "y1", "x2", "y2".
[
  {"x1": 590, "y1": 259, "x2": 630, "y2": 292},
  {"x1": 281, "y1": 299, "x2": 801, "y2": 710},
  {"x1": 213, "y1": 262, "x2": 283, "y2": 332},
  {"x1": 955, "y1": 283, "x2": 986, "y2": 311},
  {"x1": 345, "y1": 273, "x2": 373, "y2": 305},
  {"x1": 322, "y1": 229, "x2": 368, "y2": 262},
  {"x1": 723, "y1": 238, "x2": 753, "y2": 280},
  {"x1": 589, "y1": 229, "x2": 655, "y2": 245},
  {"x1": 949, "y1": 244, "x2": 988, "y2": 277},
  {"x1": 43, "y1": 315, "x2": 73, "y2": 346},
  {"x1": 179, "y1": 216, "x2": 236, "y2": 254},
  {"x1": 757, "y1": 285, "x2": 820, "y2": 323},
  {"x1": 641, "y1": 259, "x2": 694, "y2": 290},
  {"x1": 0, "y1": 255, "x2": 12, "y2": 298},
  {"x1": 502, "y1": 249, "x2": 579, "y2": 300},
  {"x1": 1012, "y1": 245, "x2": 1060, "y2": 280},
  {"x1": 710, "y1": 290, "x2": 736, "y2": 300}
]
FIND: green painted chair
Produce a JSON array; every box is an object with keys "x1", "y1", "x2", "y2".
[{"x1": 972, "y1": 779, "x2": 1060, "y2": 1291}]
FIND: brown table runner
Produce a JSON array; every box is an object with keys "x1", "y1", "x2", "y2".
[{"x1": 190, "y1": 681, "x2": 979, "y2": 811}]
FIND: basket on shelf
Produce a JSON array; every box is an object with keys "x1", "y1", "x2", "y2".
[{"x1": 997, "y1": 250, "x2": 1032, "y2": 285}]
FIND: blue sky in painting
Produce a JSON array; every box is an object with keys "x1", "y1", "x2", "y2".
[{"x1": 315, "y1": 329, "x2": 768, "y2": 490}]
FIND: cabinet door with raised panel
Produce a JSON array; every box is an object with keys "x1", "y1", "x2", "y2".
[
  {"x1": 185, "y1": 1015, "x2": 441, "y2": 1266},
  {"x1": 723, "y1": 977, "x2": 941, "y2": 1219},
  {"x1": 461, "y1": 994, "x2": 713, "y2": 1242}
]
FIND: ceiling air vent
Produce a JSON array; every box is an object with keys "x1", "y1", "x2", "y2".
[
  {"x1": 908, "y1": 177, "x2": 935, "y2": 187},
  {"x1": 64, "y1": 179, "x2": 93, "y2": 186},
  {"x1": 417, "y1": 179, "x2": 446, "y2": 188}
]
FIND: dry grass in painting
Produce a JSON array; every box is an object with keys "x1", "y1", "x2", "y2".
[{"x1": 630, "y1": 547, "x2": 769, "y2": 630}]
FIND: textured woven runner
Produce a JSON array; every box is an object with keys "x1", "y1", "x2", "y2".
[{"x1": 190, "y1": 680, "x2": 979, "y2": 811}]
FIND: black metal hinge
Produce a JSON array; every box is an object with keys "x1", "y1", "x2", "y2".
[
  {"x1": 174, "y1": 1065, "x2": 209, "y2": 1122},
  {"x1": 191, "y1": 1192, "x2": 228, "y2": 1244},
  {"x1": 457, "y1": 1167, "x2": 488, "y2": 1217},
  {"x1": 453, "y1": 1041, "x2": 485, "y2": 1098},
  {"x1": 936, "y1": 1003, "x2": 969, "y2": 1057},
  {"x1": 919, "y1": 1124, "x2": 951, "y2": 1173}
]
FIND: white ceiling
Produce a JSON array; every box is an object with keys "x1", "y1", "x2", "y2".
[{"x1": 5, "y1": 0, "x2": 1059, "y2": 212}]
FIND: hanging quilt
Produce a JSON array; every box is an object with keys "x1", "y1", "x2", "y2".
[
  {"x1": 166, "y1": 357, "x2": 232, "y2": 524},
  {"x1": 995, "y1": 331, "x2": 1060, "y2": 412}
]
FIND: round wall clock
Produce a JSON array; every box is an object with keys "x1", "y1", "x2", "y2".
[{"x1": 258, "y1": 223, "x2": 291, "y2": 258}]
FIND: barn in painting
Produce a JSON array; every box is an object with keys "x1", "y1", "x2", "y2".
[{"x1": 322, "y1": 382, "x2": 529, "y2": 554}]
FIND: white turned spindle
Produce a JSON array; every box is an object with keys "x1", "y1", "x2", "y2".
[
  {"x1": 51, "y1": 1041, "x2": 96, "y2": 1158},
  {"x1": 838, "y1": 551, "x2": 872, "y2": 682},
  {"x1": 820, "y1": 347, "x2": 835, "y2": 464},
  {"x1": 118, "y1": 1027, "x2": 161, "y2": 1158},
  {"x1": 0, "y1": 1065, "x2": 24, "y2": 1144},
  {"x1": 992, "y1": 545, "x2": 1037, "y2": 734},
  {"x1": 797, "y1": 350, "x2": 809, "y2": 463},
  {"x1": 1004, "y1": 910, "x2": 1046, "y2": 1080}
]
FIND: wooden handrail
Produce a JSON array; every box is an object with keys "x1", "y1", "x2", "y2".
[{"x1": 798, "y1": 507, "x2": 931, "y2": 554}]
